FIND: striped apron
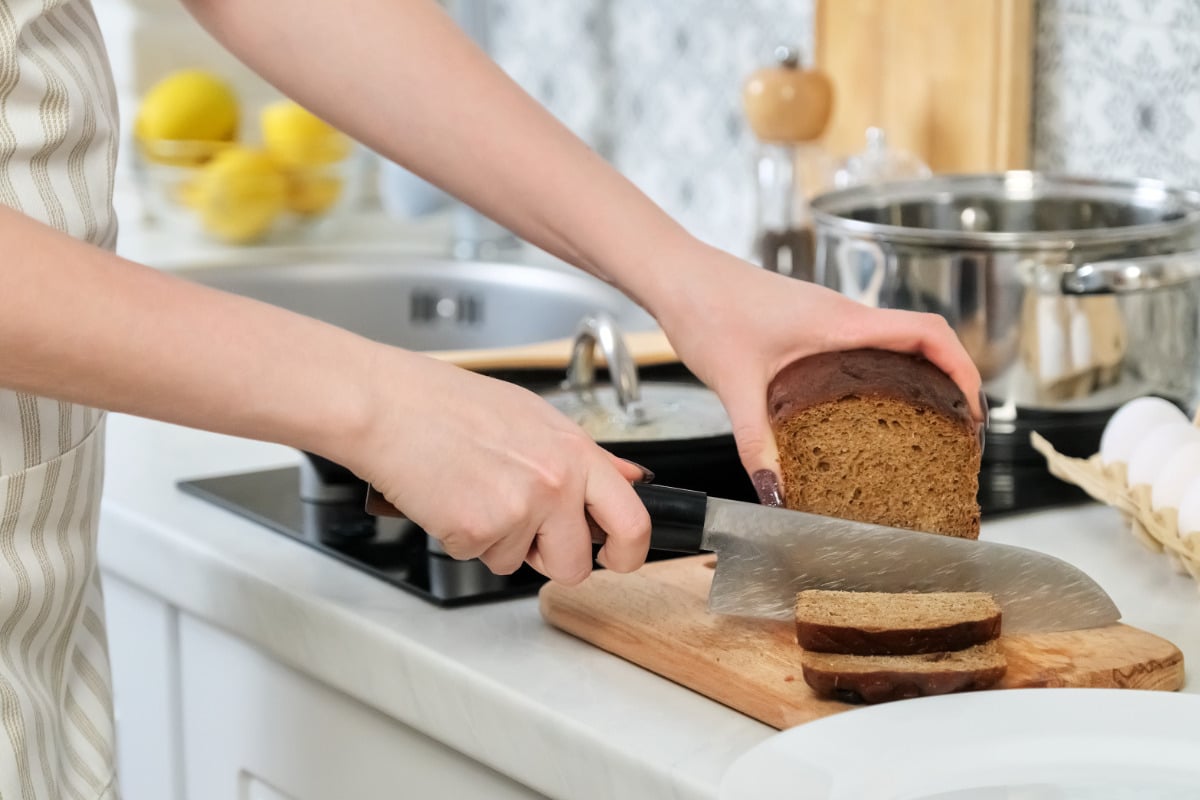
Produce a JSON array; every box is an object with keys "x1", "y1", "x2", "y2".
[{"x1": 0, "y1": 0, "x2": 120, "y2": 797}]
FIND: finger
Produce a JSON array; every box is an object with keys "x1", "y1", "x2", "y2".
[
  {"x1": 529, "y1": 505, "x2": 595, "y2": 586},
  {"x1": 718, "y1": 380, "x2": 785, "y2": 507},
  {"x1": 851, "y1": 309, "x2": 984, "y2": 421},
  {"x1": 584, "y1": 463, "x2": 651, "y2": 573},
  {"x1": 606, "y1": 453, "x2": 656, "y2": 484},
  {"x1": 478, "y1": 529, "x2": 536, "y2": 576}
]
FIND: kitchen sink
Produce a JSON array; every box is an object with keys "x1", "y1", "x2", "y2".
[{"x1": 171, "y1": 250, "x2": 655, "y2": 352}]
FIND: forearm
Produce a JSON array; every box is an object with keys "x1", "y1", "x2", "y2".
[
  {"x1": 179, "y1": 0, "x2": 699, "y2": 317},
  {"x1": 0, "y1": 205, "x2": 384, "y2": 461}
]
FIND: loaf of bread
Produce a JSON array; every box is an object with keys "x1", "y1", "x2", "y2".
[
  {"x1": 768, "y1": 348, "x2": 981, "y2": 538},
  {"x1": 801, "y1": 642, "x2": 1007, "y2": 704},
  {"x1": 794, "y1": 590, "x2": 1002, "y2": 655}
]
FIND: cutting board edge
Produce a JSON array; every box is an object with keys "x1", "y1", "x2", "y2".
[{"x1": 539, "y1": 560, "x2": 1188, "y2": 730}]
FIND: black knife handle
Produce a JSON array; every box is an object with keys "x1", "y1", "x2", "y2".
[{"x1": 632, "y1": 483, "x2": 708, "y2": 553}]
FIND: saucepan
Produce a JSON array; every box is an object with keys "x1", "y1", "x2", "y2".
[
  {"x1": 810, "y1": 173, "x2": 1200, "y2": 456},
  {"x1": 539, "y1": 312, "x2": 755, "y2": 502}
]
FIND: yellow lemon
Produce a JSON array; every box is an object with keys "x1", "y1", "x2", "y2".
[
  {"x1": 136, "y1": 70, "x2": 239, "y2": 163},
  {"x1": 191, "y1": 147, "x2": 286, "y2": 244},
  {"x1": 286, "y1": 170, "x2": 344, "y2": 215},
  {"x1": 260, "y1": 100, "x2": 351, "y2": 168}
]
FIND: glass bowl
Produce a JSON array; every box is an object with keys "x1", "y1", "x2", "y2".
[{"x1": 130, "y1": 137, "x2": 362, "y2": 246}]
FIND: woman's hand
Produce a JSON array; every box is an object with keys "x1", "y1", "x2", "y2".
[
  {"x1": 647, "y1": 239, "x2": 985, "y2": 505},
  {"x1": 330, "y1": 349, "x2": 651, "y2": 585}
]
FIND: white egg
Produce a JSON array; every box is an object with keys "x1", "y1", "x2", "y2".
[
  {"x1": 1126, "y1": 421, "x2": 1200, "y2": 487},
  {"x1": 1100, "y1": 397, "x2": 1189, "y2": 465},
  {"x1": 1175, "y1": 475, "x2": 1200, "y2": 543},
  {"x1": 1151, "y1": 441, "x2": 1200, "y2": 511}
]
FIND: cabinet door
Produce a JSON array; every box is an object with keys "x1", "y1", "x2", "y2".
[
  {"x1": 103, "y1": 573, "x2": 185, "y2": 800},
  {"x1": 178, "y1": 614, "x2": 547, "y2": 800}
]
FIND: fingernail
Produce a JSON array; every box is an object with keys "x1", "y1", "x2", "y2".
[
  {"x1": 977, "y1": 423, "x2": 986, "y2": 456},
  {"x1": 978, "y1": 388, "x2": 990, "y2": 429},
  {"x1": 752, "y1": 469, "x2": 784, "y2": 507},
  {"x1": 620, "y1": 458, "x2": 655, "y2": 483}
]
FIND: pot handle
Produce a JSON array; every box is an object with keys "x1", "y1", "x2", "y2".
[
  {"x1": 565, "y1": 312, "x2": 644, "y2": 417},
  {"x1": 1062, "y1": 251, "x2": 1200, "y2": 294},
  {"x1": 835, "y1": 238, "x2": 889, "y2": 306}
]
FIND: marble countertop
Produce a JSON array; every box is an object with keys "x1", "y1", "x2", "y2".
[{"x1": 97, "y1": 412, "x2": 1200, "y2": 800}]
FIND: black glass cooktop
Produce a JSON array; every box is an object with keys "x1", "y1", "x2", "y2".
[{"x1": 178, "y1": 455, "x2": 1092, "y2": 607}]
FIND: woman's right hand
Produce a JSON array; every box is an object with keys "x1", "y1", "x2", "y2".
[{"x1": 331, "y1": 348, "x2": 652, "y2": 585}]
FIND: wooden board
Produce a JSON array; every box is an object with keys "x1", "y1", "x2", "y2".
[
  {"x1": 426, "y1": 328, "x2": 677, "y2": 372},
  {"x1": 540, "y1": 555, "x2": 1185, "y2": 729},
  {"x1": 814, "y1": 0, "x2": 1033, "y2": 172}
]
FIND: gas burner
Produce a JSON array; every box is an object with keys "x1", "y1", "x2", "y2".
[{"x1": 179, "y1": 466, "x2": 547, "y2": 606}]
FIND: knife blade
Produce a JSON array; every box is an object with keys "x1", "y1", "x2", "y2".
[
  {"x1": 630, "y1": 483, "x2": 1121, "y2": 633},
  {"x1": 364, "y1": 483, "x2": 1121, "y2": 633}
]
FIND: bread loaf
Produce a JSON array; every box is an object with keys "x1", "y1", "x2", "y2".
[
  {"x1": 768, "y1": 348, "x2": 981, "y2": 538},
  {"x1": 794, "y1": 590, "x2": 1001, "y2": 655},
  {"x1": 800, "y1": 642, "x2": 1007, "y2": 704}
]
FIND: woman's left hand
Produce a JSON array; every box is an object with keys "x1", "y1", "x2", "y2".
[{"x1": 646, "y1": 239, "x2": 985, "y2": 505}]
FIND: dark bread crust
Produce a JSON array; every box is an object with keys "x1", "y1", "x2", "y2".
[
  {"x1": 801, "y1": 649, "x2": 1007, "y2": 705},
  {"x1": 767, "y1": 348, "x2": 974, "y2": 430},
  {"x1": 801, "y1": 661, "x2": 1007, "y2": 704},
  {"x1": 795, "y1": 616, "x2": 1002, "y2": 656},
  {"x1": 767, "y1": 348, "x2": 981, "y2": 539}
]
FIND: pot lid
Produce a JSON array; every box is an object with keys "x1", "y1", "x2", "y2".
[{"x1": 542, "y1": 313, "x2": 732, "y2": 443}]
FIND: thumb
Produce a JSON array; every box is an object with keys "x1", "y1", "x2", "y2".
[{"x1": 721, "y1": 386, "x2": 785, "y2": 507}]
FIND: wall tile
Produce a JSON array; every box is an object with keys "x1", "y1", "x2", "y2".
[
  {"x1": 491, "y1": 0, "x2": 814, "y2": 255},
  {"x1": 1033, "y1": 7, "x2": 1200, "y2": 186}
]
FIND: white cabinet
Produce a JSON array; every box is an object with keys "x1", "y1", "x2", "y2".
[
  {"x1": 104, "y1": 574, "x2": 186, "y2": 800},
  {"x1": 176, "y1": 614, "x2": 547, "y2": 800},
  {"x1": 104, "y1": 575, "x2": 547, "y2": 800}
]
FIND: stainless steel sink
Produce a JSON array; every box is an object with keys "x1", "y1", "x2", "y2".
[{"x1": 171, "y1": 251, "x2": 655, "y2": 352}]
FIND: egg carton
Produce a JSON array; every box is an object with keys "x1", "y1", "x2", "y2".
[{"x1": 1031, "y1": 431, "x2": 1200, "y2": 584}]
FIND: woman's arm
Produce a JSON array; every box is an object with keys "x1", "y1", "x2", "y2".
[
  {"x1": 0, "y1": 205, "x2": 650, "y2": 581},
  {"x1": 180, "y1": 0, "x2": 984, "y2": 495}
]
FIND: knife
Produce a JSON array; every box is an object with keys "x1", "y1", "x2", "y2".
[{"x1": 365, "y1": 483, "x2": 1121, "y2": 633}]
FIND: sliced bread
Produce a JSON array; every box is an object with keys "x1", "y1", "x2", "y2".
[
  {"x1": 794, "y1": 590, "x2": 1002, "y2": 655},
  {"x1": 801, "y1": 641, "x2": 1008, "y2": 705},
  {"x1": 767, "y1": 349, "x2": 981, "y2": 539}
]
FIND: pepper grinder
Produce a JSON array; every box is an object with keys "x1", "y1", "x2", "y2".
[{"x1": 742, "y1": 46, "x2": 834, "y2": 280}]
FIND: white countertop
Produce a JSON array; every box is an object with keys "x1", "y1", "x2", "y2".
[{"x1": 97, "y1": 413, "x2": 1200, "y2": 800}]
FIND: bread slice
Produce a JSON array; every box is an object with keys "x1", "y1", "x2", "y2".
[
  {"x1": 794, "y1": 590, "x2": 1002, "y2": 655},
  {"x1": 767, "y1": 349, "x2": 981, "y2": 539},
  {"x1": 801, "y1": 642, "x2": 1007, "y2": 704}
]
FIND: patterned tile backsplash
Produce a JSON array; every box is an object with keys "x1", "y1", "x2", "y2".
[
  {"x1": 489, "y1": 0, "x2": 1200, "y2": 257},
  {"x1": 490, "y1": 0, "x2": 813, "y2": 256}
]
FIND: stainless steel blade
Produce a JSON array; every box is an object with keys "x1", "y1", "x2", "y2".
[{"x1": 701, "y1": 498, "x2": 1121, "y2": 633}]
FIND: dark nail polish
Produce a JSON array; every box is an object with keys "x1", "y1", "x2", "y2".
[
  {"x1": 620, "y1": 458, "x2": 655, "y2": 484},
  {"x1": 752, "y1": 469, "x2": 784, "y2": 507}
]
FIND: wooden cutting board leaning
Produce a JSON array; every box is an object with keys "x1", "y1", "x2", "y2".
[{"x1": 539, "y1": 555, "x2": 1185, "y2": 729}]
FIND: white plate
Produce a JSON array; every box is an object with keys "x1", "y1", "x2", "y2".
[{"x1": 719, "y1": 689, "x2": 1200, "y2": 800}]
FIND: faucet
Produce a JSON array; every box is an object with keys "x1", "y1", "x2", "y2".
[{"x1": 447, "y1": 0, "x2": 519, "y2": 260}]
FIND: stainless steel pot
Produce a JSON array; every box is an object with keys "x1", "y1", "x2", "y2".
[{"x1": 810, "y1": 173, "x2": 1200, "y2": 422}]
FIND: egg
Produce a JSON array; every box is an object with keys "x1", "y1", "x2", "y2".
[
  {"x1": 1099, "y1": 397, "x2": 1189, "y2": 465},
  {"x1": 1175, "y1": 475, "x2": 1200, "y2": 543},
  {"x1": 1151, "y1": 441, "x2": 1200, "y2": 511},
  {"x1": 1126, "y1": 421, "x2": 1200, "y2": 487}
]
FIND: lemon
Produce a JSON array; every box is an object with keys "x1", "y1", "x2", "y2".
[
  {"x1": 286, "y1": 170, "x2": 344, "y2": 215},
  {"x1": 191, "y1": 147, "x2": 286, "y2": 244},
  {"x1": 260, "y1": 100, "x2": 351, "y2": 168},
  {"x1": 136, "y1": 71, "x2": 239, "y2": 164}
]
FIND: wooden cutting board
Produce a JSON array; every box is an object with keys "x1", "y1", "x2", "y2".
[{"x1": 540, "y1": 555, "x2": 1185, "y2": 729}]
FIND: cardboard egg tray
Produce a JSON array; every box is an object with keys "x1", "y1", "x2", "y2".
[{"x1": 1032, "y1": 431, "x2": 1200, "y2": 585}]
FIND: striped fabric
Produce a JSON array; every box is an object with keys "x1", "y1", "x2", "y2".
[{"x1": 0, "y1": 0, "x2": 120, "y2": 797}]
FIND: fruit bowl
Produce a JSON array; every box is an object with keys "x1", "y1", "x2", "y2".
[{"x1": 131, "y1": 136, "x2": 360, "y2": 246}]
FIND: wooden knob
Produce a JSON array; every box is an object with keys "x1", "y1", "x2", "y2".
[{"x1": 743, "y1": 46, "x2": 834, "y2": 144}]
